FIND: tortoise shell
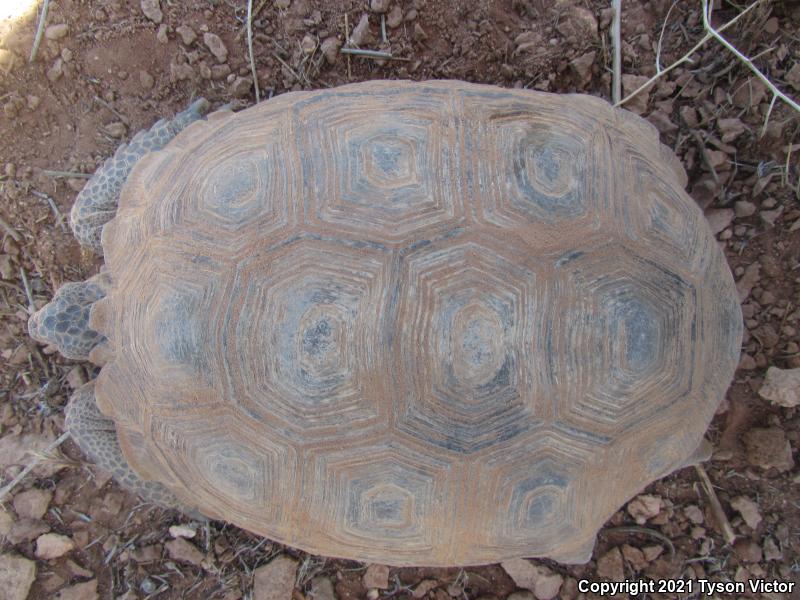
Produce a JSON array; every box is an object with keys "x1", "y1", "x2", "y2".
[{"x1": 87, "y1": 80, "x2": 741, "y2": 565}]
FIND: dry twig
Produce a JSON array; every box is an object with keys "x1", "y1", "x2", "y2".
[
  {"x1": 694, "y1": 464, "x2": 737, "y2": 545},
  {"x1": 611, "y1": 0, "x2": 622, "y2": 104},
  {"x1": 246, "y1": 0, "x2": 260, "y2": 102},
  {"x1": 42, "y1": 169, "x2": 91, "y2": 179},
  {"x1": 0, "y1": 431, "x2": 71, "y2": 502},
  {"x1": 29, "y1": 0, "x2": 51, "y2": 63},
  {"x1": 701, "y1": 0, "x2": 799, "y2": 114},
  {"x1": 615, "y1": 0, "x2": 762, "y2": 108},
  {"x1": 340, "y1": 48, "x2": 409, "y2": 61}
]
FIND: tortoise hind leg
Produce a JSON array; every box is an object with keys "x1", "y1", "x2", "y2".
[
  {"x1": 66, "y1": 381, "x2": 195, "y2": 513},
  {"x1": 70, "y1": 98, "x2": 211, "y2": 254}
]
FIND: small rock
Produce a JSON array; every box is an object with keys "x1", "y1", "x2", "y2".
[
  {"x1": 717, "y1": 117, "x2": 746, "y2": 142},
  {"x1": 211, "y1": 64, "x2": 231, "y2": 79},
  {"x1": 413, "y1": 23, "x2": 428, "y2": 42},
  {"x1": 275, "y1": 0, "x2": 291, "y2": 7},
  {"x1": 596, "y1": 547, "x2": 625, "y2": 581},
  {"x1": 763, "y1": 536, "x2": 781, "y2": 561},
  {"x1": 704, "y1": 208, "x2": 734, "y2": 235},
  {"x1": 363, "y1": 564, "x2": 390, "y2": 589},
  {"x1": 386, "y1": 5, "x2": 403, "y2": 28},
  {"x1": 165, "y1": 538, "x2": 205, "y2": 566},
  {"x1": 642, "y1": 545, "x2": 663, "y2": 562},
  {"x1": 569, "y1": 51, "x2": 595, "y2": 88},
  {"x1": 54, "y1": 579, "x2": 98, "y2": 600},
  {"x1": 621, "y1": 74, "x2": 652, "y2": 114},
  {"x1": 556, "y1": 6, "x2": 598, "y2": 41},
  {"x1": 139, "y1": 70, "x2": 155, "y2": 89},
  {"x1": 760, "y1": 207, "x2": 783, "y2": 227},
  {"x1": 156, "y1": 23, "x2": 169, "y2": 43},
  {"x1": 309, "y1": 576, "x2": 336, "y2": 600},
  {"x1": 47, "y1": 58, "x2": 64, "y2": 82},
  {"x1": 253, "y1": 554, "x2": 298, "y2": 600},
  {"x1": 350, "y1": 13, "x2": 372, "y2": 46},
  {"x1": 627, "y1": 494, "x2": 661, "y2": 524},
  {"x1": 759, "y1": 367, "x2": 800, "y2": 408},
  {"x1": 170, "y1": 62, "x2": 195, "y2": 82},
  {"x1": 7, "y1": 518, "x2": 49, "y2": 544},
  {"x1": 786, "y1": 63, "x2": 800, "y2": 91},
  {"x1": 26, "y1": 95, "x2": 40, "y2": 110},
  {"x1": 500, "y1": 559, "x2": 563, "y2": 600},
  {"x1": 736, "y1": 262, "x2": 760, "y2": 302},
  {"x1": 45, "y1": 24, "x2": 69, "y2": 40},
  {"x1": 0, "y1": 433, "x2": 65, "y2": 479},
  {"x1": 743, "y1": 427, "x2": 794, "y2": 472},
  {"x1": 412, "y1": 580, "x2": 439, "y2": 598},
  {"x1": 620, "y1": 544, "x2": 647, "y2": 571},
  {"x1": 13, "y1": 488, "x2": 51, "y2": 519},
  {"x1": 730, "y1": 496, "x2": 762, "y2": 529},
  {"x1": 169, "y1": 524, "x2": 197, "y2": 539},
  {"x1": 301, "y1": 34, "x2": 316, "y2": 54},
  {"x1": 35, "y1": 533, "x2": 75, "y2": 559},
  {"x1": 0, "y1": 510, "x2": 13, "y2": 535},
  {"x1": 140, "y1": 0, "x2": 163, "y2": 23},
  {"x1": 734, "y1": 200, "x2": 756, "y2": 218},
  {"x1": 104, "y1": 121, "x2": 127, "y2": 138},
  {"x1": 229, "y1": 76, "x2": 253, "y2": 98},
  {"x1": 204, "y1": 32, "x2": 228, "y2": 62},
  {"x1": 683, "y1": 504, "x2": 704, "y2": 525},
  {"x1": 321, "y1": 37, "x2": 341, "y2": 65},
  {"x1": 0, "y1": 554, "x2": 36, "y2": 600},
  {"x1": 370, "y1": 0, "x2": 390, "y2": 13},
  {"x1": 65, "y1": 558, "x2": 93, "y2": 578},
  {"x1": 61, "y1": 48, "x2": 73, "y2": 62},
  {"x1": 734, "y1": 539, "x2": 762, "y2": 563},
  {"x1": 176, "y1": 25, "x2": 197, "y2": 45}
]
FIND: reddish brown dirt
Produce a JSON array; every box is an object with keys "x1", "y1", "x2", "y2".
[{"x1": 0, "y1": 0, "x2": 799, "y2": 599}]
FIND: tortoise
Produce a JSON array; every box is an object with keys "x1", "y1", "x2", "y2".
[{"x1": 29, "y1": 80, "x2": 742, "y2": 566}]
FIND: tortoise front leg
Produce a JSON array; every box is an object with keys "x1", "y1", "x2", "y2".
[{"x1": 66, "y1": 381, "x2": 193, "y2": 512}]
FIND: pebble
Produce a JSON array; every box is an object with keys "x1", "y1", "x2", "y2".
[
  {"x1": 309, "y1": 576, "x2": 336, "y2": 600},
  {"x1": 165, "y1": 538, "x2": 205, "y2": 566},
  {"x1": 386, "y1": 5, "x2": 403, "y2": 27},
  {"x1": 596, "y1": 547, "x2": 624, "y2": 581},
  {"x1": 683, "y1": 504, "x2": 704, "y2": 525},
  {"x1": 252, "y1": 554, "x2": 298, "y2": 600},
  {"x1": 301, "y1": 34, "x2": 316, "y2": 55},
  {"x1": 620, "y1": 544, "x2": 647, "y2": 571},
  {"x1": 230, "y1": 76, "x2": 253, "y2": 97},
  {"x1": 26, "y1": 95, "x2": 40, "y2": 110},
  {"x1": 211, "y1": 64, "x2": 231, "y2": 79},
  {"x1": 203, "y1": 32, "x2": 228, "y2": 62},
  {"x1": 54, "y1": 579, "x2": 98, "y2": 600},
  {"x1": 569, "y1": 51, "x2": 595, "y2": 88},
  {"x1": 734, "y1": 539, "x2": 763, "y2": 563},
  {"x1": 743, "y1": 427, "x2": 795, "y2": 472},
  {"x1": 412, "y1": 580, "x2": 439, "y2": 598},
  {"x1": 47, "y1": 58, "x2": 64, "y2": 82},
  {"x1": 35, "y1": 533, "x2": 75, "y2": 559},
  {"x1": 0, "y1": 554, "x2": 36, "y2": 600},
  {"x1": 763, "y1": 537, "x2": 782, "y2": 561},
  {"x1": 169, "y1": 524, "x2": 197, "y2": 539},
  {"x1": 363, "y1": 564, "x2": 390, "y2": 589},
  {"x1": 156, "y1": 24, "x2": 169, "y2": 43},
  {"x1": 45, "y1": 24, "x2": 69, "y2": 40},
  {"x1": 626, "y1": 494, "x2": 661, "y2": 524},
  {"x1": 733, "y1": 200, "x2": 756, "y2": 218},
  {"x1": 556, "y1": 5, "x2": 598, "y2": 41},
  {"x1": 275, "y1": 0, "x2": 291, "y2": 7},
  {"x1": 736, "y1": 262, "x2": 760, "y2": 302},
  {"x1": 140, "y1": 0, "x2": 163, "y2": 23},
  {"x1": 704, "y1": 208, "x2": 734, "y2": 235},
  {"x1": 321, "y1": 37, "x2": 341, "y2": 65},
  {"x1": 139, "y1": 70, "x2": 155, "y2": 89},
  {"x1": 0, "y1": 433, "x2": 66, "y2": 479},
  {"x1": 370, "y1": 0, "x2": 390, "y2": 13},
  {"x1": 730, "y1": 496, "x2": 762, "y2": 529},
  {"x1": 621, "y1": 74, "x2": 651, "y2": 114},
  {"x1": 61, "y1": 48, "x2": 73, "y2": 62},
  {"x1": 759, "y1": 367, "x2": 800, "y2": 407},
  {"x1": 7, "y1": 518, "x2": 49, "y2": 544},
  {"x1": 413, "y1": 23, "x2": 428, "y2": 41},
  {"x1": 13, "y1": 487, "x2": 52, "y2": 519},
  {"x1": 170, "y1": 62, "x2": 195, "y2": 82},
  {"x1": 350, "y1": 14, "x2": 372, "y2": 46},
  {"x1": 176, "y1": 25, "x2": 197, "y2": 45},
  {"x1": 500, "y1": 558, "x2": 563, "y2": 600},
  {"x1": 104, "y1": 121, "x2": 127, "y2": 138}
]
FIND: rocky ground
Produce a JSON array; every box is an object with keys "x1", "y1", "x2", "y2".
[{"x1": 0, "y1": 0, "x2": 798, "y2": 598}]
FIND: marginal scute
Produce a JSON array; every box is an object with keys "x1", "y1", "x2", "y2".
[{"x1": 83, "y1": 80, "x2": 740, "y2": 566}]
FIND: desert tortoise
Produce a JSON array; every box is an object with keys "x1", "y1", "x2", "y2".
[{"x1": 29, "y1": 80, "x2": 742, "y2": 566}]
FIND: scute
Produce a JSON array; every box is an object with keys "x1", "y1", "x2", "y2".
[{"x1": 92, "y1": 80, "x2": 741, "y2": 566}]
